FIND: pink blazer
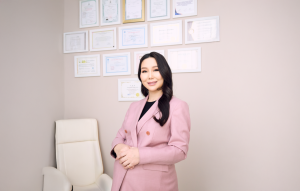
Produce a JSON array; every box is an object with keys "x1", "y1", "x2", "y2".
[{"x1": 110, "y1": 95, "x2": 191, "y2": 191}]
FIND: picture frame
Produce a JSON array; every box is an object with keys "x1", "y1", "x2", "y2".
[
  {"x1": 167, "y1": 47, "x2": 201, "y2": 73},
  {"x1": 79, "y1": 0, "x2": 99, "y2": 28},
  {"x1": 133, "y1": 50, "x2": 165, "y2": 74},
  {"x1": 100, "y1": 0, "x2": 121, "y2": 26},
  {"x1": 89, "y1": 27, "x2": 117, "y2": 51},
  {"x1": 118, "y1": 78, "x2": 144, "y2": 101},
  {"x1": 122, "y1": 0, "x2": 145, "y2": 23},
  {"x1": 119, "y1": 24, "x2": 148, "y2": 49},
  {"x1": 185, "y1": 16, "x2": 220, "y2": 44},
  {"x1": 74, "y1": 54, "x2": 101, "y2": 77},
  {"x1": 172, "y1": 0, "x2": 197, "y2": 18},
  {"x1": 147, "y1": 0, "x2": 170, "y2": 21},
  {"x1": 63, "y1": 31, "x2": 89, "y2": 53},
  {"x1": 102, "y1": 52, "x2": 131, "y2": 76},
  {"x1": 150, "y1": 20, "x2": 182, "y2": 47}
]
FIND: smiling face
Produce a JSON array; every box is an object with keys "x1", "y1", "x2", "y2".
[{"x1": 140, "y1": 57, "x2": 164, "y2": 93}]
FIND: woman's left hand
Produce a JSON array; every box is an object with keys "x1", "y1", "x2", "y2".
[{"x1": 117, "y1": 147, "x2": 140, "y2": 170}]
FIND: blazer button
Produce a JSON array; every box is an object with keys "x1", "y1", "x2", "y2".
[
  {"x1": 146, "y1": 131, "x2": 150, "y2": 135},
  {"x1": 125, "y1": 130, "x2": 127, "y2": 133}
]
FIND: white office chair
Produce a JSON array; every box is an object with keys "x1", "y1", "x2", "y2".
[{"x1": 43, "y1": 119, "x2": 112, "y2": 191}]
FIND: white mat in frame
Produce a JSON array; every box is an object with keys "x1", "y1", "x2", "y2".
[
  {"x1": 167, "y1": 47, "x2": 201, "y2": 73},
  {"x1": 118, "y1": 78, "x2": 144, "y2": 101},
  {"x1": 103, "y1": 52, "x2": 131, "y2": 76}
]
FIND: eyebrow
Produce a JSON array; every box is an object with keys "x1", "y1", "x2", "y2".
[{"x1": 141, "y1": 66, "x2": 158, "y2": 69}]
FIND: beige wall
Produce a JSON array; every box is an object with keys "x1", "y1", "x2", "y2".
[
  {"x1": 0, "y1": 0, "x2": 64, "y2": 190},
  {"x1": 64, "y1": 0, "x2": 300, "y2": 190}
]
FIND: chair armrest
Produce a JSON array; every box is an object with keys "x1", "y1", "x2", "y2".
[
  {"x1": 95, "y1": 173, "x2": 112, "y2": 191},
  {"x1": 43, "y1": 167, "x2": 72, "y2": 191}
]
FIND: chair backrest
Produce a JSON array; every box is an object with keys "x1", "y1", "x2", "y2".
[{"x1": 55, "y1": 119, "x2": 103, "y2": 186}]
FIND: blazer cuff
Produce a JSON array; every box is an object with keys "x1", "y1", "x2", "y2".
[
  {"x1": 138, "y1": 145, "x2": 186, "y2": 165},
  {"x1": 110, "y1": 139, "x2": 125, "y2": 159},
  {"x1": 138, "y1": 147, "x2": 152, "y2": 165}
]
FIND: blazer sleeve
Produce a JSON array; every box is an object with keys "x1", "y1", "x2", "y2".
[
  {"x1": 110, "y1": 106, "x2": 130, "y2": 159},
  {"x1": 138, "y1": 101, "x2": 191, "y2": 165}
]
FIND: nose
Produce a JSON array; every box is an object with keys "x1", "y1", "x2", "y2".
[{"x1": 148, "y1": 70, "x2": 153, "y2": 79}]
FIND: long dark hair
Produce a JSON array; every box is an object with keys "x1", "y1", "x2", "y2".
[{"x1": 138, "y1": 52, "x2": 173, "y2": 127}]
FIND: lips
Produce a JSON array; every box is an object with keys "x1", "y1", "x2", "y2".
[{"x1": 147, "y1": 81, "x2": 157, "y2": 86}]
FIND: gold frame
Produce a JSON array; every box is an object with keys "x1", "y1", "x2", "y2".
[{"x1": 122, "y1": 0, "x2": 145, "y2": 23}]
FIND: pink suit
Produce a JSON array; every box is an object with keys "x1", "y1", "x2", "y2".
[{"x1": 111, "y1": 96, "x2": 191, "y2": 191}]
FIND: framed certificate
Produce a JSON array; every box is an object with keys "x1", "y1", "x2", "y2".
[
  {"x1": 133, "y1": 50, "x2": 165, "y2": 74},
  {"x1": 185, "y1": 16, "x2": 220, "y2": 44},
  {"x1": 118, "y1": 78, "x2": 144, "y2": 101},
  {"x1": 150, "y1": 20, "x2": 182, "y2": 47},
  {"x1": 122, "y1": 0, "x2": 145, "y2": 23},
  {"x1": 172, "y1": 0, "x2": 197, "y2": 18},
  {"x1": 89, "y1": 28, "x2": 117, "y2": 51},
  {"x1": 74, "y1": 54, "x2": 100, "y2": 77},
  {"x1": 103, "y1": 52, "x2": 131, "y2": 76},
  {"x1": 100, "y1": 0, "x2": 121, "y2": 26},
  {"x1": 64, "y1": 31, "x2": 89, "y2": 53},
  {"x1": 79, "y1": 0, "x2": 99, "y2": 28},
  {"x1": 167, "y1": 47, "x2": 201, "y2": 73},
  {"x1": 147, "y1": 0, "x2": 170, "y2": 21},
  {"x1": 119, "y1": 24, "x2": 148, "y2": 49}
]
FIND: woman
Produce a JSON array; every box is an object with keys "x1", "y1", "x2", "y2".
[{"x1": 110, "y1": 52, "x2": 191, "y2": 191}]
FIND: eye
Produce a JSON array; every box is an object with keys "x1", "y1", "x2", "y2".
[
  {"x1": 142, "y1": 70, "x2": 147, "y2": 73},
  {"x1": 154, "y1": 69, "x2": 159, "y2": 71}
]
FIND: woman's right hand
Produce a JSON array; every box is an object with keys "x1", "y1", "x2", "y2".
[{"x1": 114, "y1": 144, "x2": 135, "y2": 170}]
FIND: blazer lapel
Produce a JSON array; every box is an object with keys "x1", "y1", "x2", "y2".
[
  {"x1": 136, "y1": 94, "x2": 163, "y2": 134},
  {"x1": 136, "y1": 101, "x2": 159, "y2": 134},
  {"x1": 131, "y1": 96, "x2": 148, "y2": 147},
  {"x1": 131, "y1": 94, "x2": 163, "y2": 146}
]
